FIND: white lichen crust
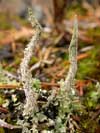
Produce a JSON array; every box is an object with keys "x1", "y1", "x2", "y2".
[{"x1": 19, "y1": 8, "x2": 42, "y2": 116}]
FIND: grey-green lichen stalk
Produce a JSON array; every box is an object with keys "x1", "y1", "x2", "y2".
[
  {"x1": 60, "y1": 15, "x2": 78, "y2": 92},
  {"x1": 55, "y1": 16, "x2": 79, "y2": 132},
  {"x1": 19, "y1": 8, "x2": 42, "y2": 116}
]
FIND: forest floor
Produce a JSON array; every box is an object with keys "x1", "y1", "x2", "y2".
[{"x1": 0, "y1": 2, "x2": 100, "y2": 133}]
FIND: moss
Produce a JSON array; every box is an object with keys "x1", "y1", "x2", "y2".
[
  {"x1": 77, "y1": 45, "x2": 100, "y2": 80},
  {"x1": 77, "y1": 57, "x2": 97, "y2": 79},
  {"x1": 81, "y1": 119, "x2": 98, "y2": 133}
]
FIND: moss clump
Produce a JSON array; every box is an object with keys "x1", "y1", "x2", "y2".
[
  {"x1": 83, "y1": 83, "x2": 100, "y2": 109},
  {"x1": 77, "y1": 45, "x2": 100, "y2": 80},
  {"x1": 77, "y1": 57, "x2": 97, "y2": 79},
  {"x1": 81, "y1": 119, "x2": 98, "y2": 133}
]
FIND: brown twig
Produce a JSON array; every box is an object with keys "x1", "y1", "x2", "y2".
[{"x1": 0, "y1": 84, "x2": 20, "y2": 89}]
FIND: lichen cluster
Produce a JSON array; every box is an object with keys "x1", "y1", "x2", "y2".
[
  {"x1": 17, "y1": 8, "x2": 82, "y2": 133},
  {"x1": 0, "y1": 8, "x2": 80, "y2": 132}
]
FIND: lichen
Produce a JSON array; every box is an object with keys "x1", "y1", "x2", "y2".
[
  {"x1": 54, "y1": 16, "x2": 82, "y2": 133},
  {"x1": 19, "y1": 8, "x2": 42, "y2": 116}
]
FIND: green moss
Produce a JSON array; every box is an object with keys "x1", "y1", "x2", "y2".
[
  {"x1": 6, "y1": 66, "x2": 16, "y2": 72},
  {"x1": 77, "y1": 57, "x2": 97, "y2": 79},
  {"x1": 77, "y1": 45, "x2": 100, "y2": 80},
  {"x1": 81, "y1": 119, "x2": 98, "y2": 133}
]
